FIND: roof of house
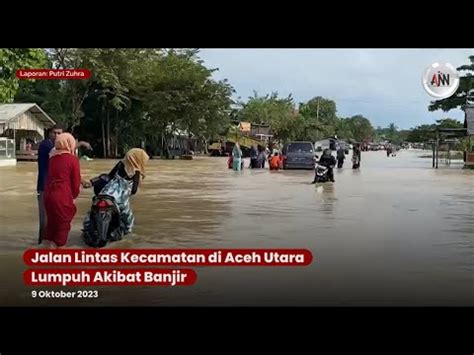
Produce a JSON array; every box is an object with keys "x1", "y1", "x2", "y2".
[
  {"x1": 0, "y1": 103, "x2": 56, "y2": 127},
  {"x1": 239, "y1": 122, "x2": 251, "y2": 132}
]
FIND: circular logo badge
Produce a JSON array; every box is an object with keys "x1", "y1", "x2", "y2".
[{"x1": 422, "y1": 62, "x2": 460, "y2": 99}]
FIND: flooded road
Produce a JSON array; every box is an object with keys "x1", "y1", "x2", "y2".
[{"x1": 0, "y1": 150, "x2": 472, "y2": 306}]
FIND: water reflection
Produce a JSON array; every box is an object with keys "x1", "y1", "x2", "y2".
[{"x1": 314, "y1": 183, "x2": 336, "y2": 215}]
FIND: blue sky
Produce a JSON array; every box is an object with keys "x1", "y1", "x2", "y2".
[{"x1": 198, "y1": 49, "x2": 473, "y2": 130}]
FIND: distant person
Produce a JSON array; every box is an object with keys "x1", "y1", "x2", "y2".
[
  {"x1": 264, "y1": 146, "x2": 271, "y2": 168},
  {"x1": 352, "y1": 145, "x2": 361, "y2": 169},
  {"x1": 269, "y1": 151, "x2": 281, "y2": 170},
  {"x1": 75, "y1": 140, "x2": 92, "y2": 158},
  {"x1": 37, "y1": 124, "x2": 63, "y2": 244},
  {"x1": 250, "y1": 144, "x2": 258, "y2": 168},
  {"x1": 336, "y1": 147, "x2": 345, "y2": 168},
  {"x1": 43, "y1": 133, "x2": 82, "y2": 248},
  {"x1": 232, "y1": 143, "x2": 242, "y2": 171},
  {"x1": 257, "y1": 146, "x2": 266, "y2": 168}
]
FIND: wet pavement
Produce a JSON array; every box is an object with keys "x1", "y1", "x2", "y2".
[{"x1": 0, "y1": 149, "x2": 472, "y2": 306}]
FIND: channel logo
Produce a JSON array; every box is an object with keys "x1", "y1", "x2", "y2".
[{"x1": 422, "y1": 62, "x2": 460, "y2": 99}]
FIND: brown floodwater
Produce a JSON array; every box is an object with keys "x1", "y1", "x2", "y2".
[{"x1": 0, "y1": 150, "x2": 472, "y2": 306}]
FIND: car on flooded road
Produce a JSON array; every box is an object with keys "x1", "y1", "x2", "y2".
[{"x1": 282, "y1": 141, "x2": 316, "y2": 170}]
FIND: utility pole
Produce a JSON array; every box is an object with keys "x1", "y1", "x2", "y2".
[
  {"x1": 316, "y1": 98, "x2": 320, "y2": 121},
  {"x1": 435, "y1": 130, "x2": 439, "y2": 169},
  {"x1": 432, "y1": 141, "x2": 435, "y2": 168},
  {"x1": 316, "y1": 98, "x2": 320, "y2": 141}
]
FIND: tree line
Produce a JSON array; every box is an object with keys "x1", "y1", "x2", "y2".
[
  {"x1": 234, "y1": 92, "x2": 377, "y2": 143},
  {"x1": 235, "y1": 92, "x2": 466, "y2": 146},
  {"x1": 3, "y1": 48, "x2": 233, "y2": 157},
  {"x1": 0, "y1": 49, "x2": 471, "y2": 156}
]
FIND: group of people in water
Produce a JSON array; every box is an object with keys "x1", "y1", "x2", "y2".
[
  {"x1": 36, "y1": 124, "x2": 149, "y2": 248},
  {"x1": 227, "y1": 142, "x2": 363, "y2": 182},
  {"x1": 228, "y1": 143, "x2": 283, "y2": 171},
  {"x1": 337, "y1": 145, "x2": 362, "y2": 170},
  {"x1": 311, "y1": 146, "x2": 361, "y2": 183}
]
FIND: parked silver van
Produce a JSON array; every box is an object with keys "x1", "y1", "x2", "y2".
[{"x1": 282, "y1": 141, "x2": 316, "y2": 170}]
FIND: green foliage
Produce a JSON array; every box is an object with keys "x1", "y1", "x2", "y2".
[
  {"x1": 0, "y1": 48, "x2": 47, "y2": 103},
  {"x1": 13, "y1": 48, "x2": 234, "y2": 157},
  {"x1": 344, "y1": 115, "x2": 374, "y2": 142},
  {"x1": 406, "y1": 124, "x2": 435, "y2": 142},
  {"x1": 238, "y1": 92, "x2": 299, "y2": 142},
  {"x1": 130, "y1": 50, "x2": 234, "y2": 148},
  {"x1": 237, "y1": 93, "x2": 376, "y2": 144},
  {"x1": 335, "y1": 118, "x2": 354, "y2": 141},
  {"x1": 436, "y1": 118, "x2": 464, "y2": 129},
  {"x1": 374, "y1": 123, "x2": 406, "y2": 144},
  {"x1": 406, "y1": 118, "x2": 464, "y2": 142},
  {"x1": 16, "y1": 76, "x2": 67, "y2": 123},
  {"x1": 239, "y1": 92, "x2": 294, "y2": 124},
  {"x1": 299, "y1": 97, "x2": 338, "y2": 140}
]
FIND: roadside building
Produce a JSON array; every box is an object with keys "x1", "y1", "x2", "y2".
[{"x1": 0, "y1": 103, "x2": 56, "y2": 165}]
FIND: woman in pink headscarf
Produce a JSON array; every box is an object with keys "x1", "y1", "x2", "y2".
[{"x1": 43, "y1": 133, "x2": 81, "y2": 248}]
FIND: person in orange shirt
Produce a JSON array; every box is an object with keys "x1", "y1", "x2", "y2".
[{"x1": 269, "y1": 151, "x2": 281, "y2": 170}]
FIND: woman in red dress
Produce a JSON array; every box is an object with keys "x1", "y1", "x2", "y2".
[{"x1": 43, "y1": 133, "x2": 81, "y2": 248}]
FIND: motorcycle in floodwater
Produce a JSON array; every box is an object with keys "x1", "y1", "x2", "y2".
[
  {"x1": 312, "y1": 164, "x2": 333, "y2": 183},
  {"x1": 81, "y1": 174, "x2": 123, "y2": 248},
  {"x1": 352, "y1": 156, "x2": 360, "y2": 169}
]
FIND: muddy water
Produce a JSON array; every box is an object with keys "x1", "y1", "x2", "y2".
[{"x1": 0, "y1": 150, "x2": 472, "y2": 306}]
